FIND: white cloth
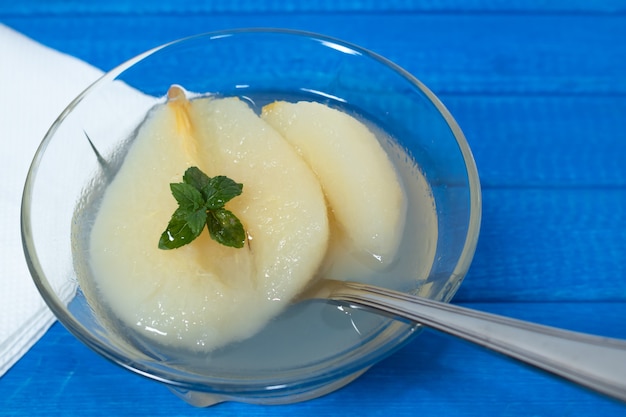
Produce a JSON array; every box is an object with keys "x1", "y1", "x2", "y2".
[{"x1": 0, "y1": 24, "x2": 104, "y2": 377}]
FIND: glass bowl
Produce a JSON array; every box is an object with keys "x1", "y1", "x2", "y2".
[{"x1": 21, "y1": 28, "x2": 481, "y2": 406}]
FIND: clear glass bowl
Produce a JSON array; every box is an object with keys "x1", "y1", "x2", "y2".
[{"x1": 21, "y1": 28, "x2": 481, "y2": 406}]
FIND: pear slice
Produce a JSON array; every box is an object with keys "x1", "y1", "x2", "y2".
[
  {"x1": 189, "y1": 97, "x2": 330, "y2": 299},
  {"x1": 261, "y1": 101, "x2": 407, "y2": 267},
  {"x1": 88, "y1": 95, "x2": 329, "y2": 352}
]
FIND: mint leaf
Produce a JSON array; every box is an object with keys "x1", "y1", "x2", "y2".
[
  {"x1": 159, "y1": 166, "x2": 246, "y2": 250},
  {"x1": 158, "y1": 208, "x2": 205, "y2": 249},
  {"x1": 204, "y1": 176, "x2": 243, "y2": 210},
  {"x1": 207, "y1": 208, "x2": 246, "y2": 248},
  {"x1": 183, "y1": 166, "x2": 210, "y2": 192},
  {"x1": 185, "y1": 207, "x2": 209, "y2": 236},
  {"x1": 170, "y1": 182, "x2": 204, "y2": 211}
]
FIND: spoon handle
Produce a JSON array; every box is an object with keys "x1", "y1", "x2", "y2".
[{"x1": 327, "y1": 281, "x2": 626, "y2": 403}]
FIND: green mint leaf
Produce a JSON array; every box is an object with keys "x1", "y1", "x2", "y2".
[
  {"x1": 170, "y1": 182, "x2": 205, "y2": 211},
  {"x1": 203, "y1": 176, "x2": 243, "y2": 210},
  {"x1": 206, "y1": 208, "x2": 246, "y2": 248},
  {"x1": 158, "y1": 207, "x2": 206, "y2": 250},
  {"x1": 159, "y1": 166, "x2": 246, "y2": 250},
  {"x1": 185, "y1": 208, "x2": 209, "y2": 236},
  {"x1": 183, "y1": 166, "x2": 210, "y2": 192}
]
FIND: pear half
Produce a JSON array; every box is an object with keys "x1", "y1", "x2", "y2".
[
  {"x1": 262, "y1": 101, "x2": 407, "y2": 268},
  {"x1": 88, "y1": 96, "x2": 329, "y2": 352}
]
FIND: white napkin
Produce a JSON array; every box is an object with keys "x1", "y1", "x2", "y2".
[{"x1": 0, "y1": 24, "x2": 104, "y2": 377}]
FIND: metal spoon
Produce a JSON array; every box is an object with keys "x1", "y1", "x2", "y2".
[{"x1": 304, "y1": 279, "x2": 626, "y2": 403}]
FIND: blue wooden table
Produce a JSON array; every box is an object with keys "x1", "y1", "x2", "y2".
[{"x1": 2, "y1": 1, "x2": 626, "y2": 416}]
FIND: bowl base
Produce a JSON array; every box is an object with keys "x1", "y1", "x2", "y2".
[{"x1": 167, "y1": 368, "x2": 368, "y2": 407}]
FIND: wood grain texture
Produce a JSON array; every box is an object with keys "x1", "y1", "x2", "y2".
[
  {"x1": 1, "y1": 1, "x2": 626, "y2": 415},
  {"x1": 2, "y1": 0, "x2": 626, "y2": 15},
  {"x1": 1, "y1": 304, "x2": 625, "y2": 417},
  {"x1": 444, "y1": 95, "x2": 626, "y2": 187},
  {"x1": 458, "y1": 188, "x2": 626, "y2": 302},
  {"x1": 4, "y1": 13, "x2": 626, "y2": 94}
]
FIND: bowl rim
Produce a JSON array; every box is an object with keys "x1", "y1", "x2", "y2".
[{"x1": 21, "y1": 27, "x2": 482, "y2": 394}]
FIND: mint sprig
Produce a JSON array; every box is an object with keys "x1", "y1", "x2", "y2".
[{"x1": 159, "y1": 166, "x2": 246, "y2": 250}]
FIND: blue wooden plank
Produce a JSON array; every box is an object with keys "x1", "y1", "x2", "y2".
[
  {"x1": 457, "y1": 187, "x2": 626, "y2": 302},
  {"x1": 1, "y1": 16, "x2": 623, "y2": 304},
  {"x1": 3, "y1": 20, "x2": 624, "y2": 187},
  {"x1": 3, "y1": 0, "x2": 626, "y2": 15},
  {"x1": 442, "y1": 95, "x2": 626, "y2": 187},
  {"x1": 2, "y1": 3, "x2": 625, "y2": 417},
  {"x1": 3, "y1": 13, "x2": 626, "y2": 95},
  {"x1": 1, "y1": 303, "x2": 625, "y2": 416}
]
